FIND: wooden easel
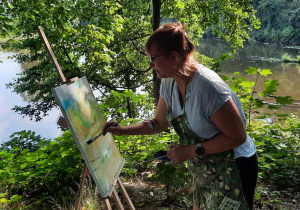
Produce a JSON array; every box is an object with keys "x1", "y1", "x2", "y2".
[
  {"x1": 75, "y1": 163, "x2": 135, "y2": 210},
  {"x1": 37, "y1": 26, "x2": 135, "y2": 210}
]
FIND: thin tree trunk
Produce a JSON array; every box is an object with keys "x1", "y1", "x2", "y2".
[{"x1": 152, "y1": 0, "x2": 161, "y2": 106}]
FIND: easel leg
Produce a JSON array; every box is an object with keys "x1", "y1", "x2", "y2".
[
  {"x1": 75, "y1": 164, "x2": 89, "y2": 210},
  {"x1": 112, "y1": 188, "x2": 124, "y2": 210},
  {"x1": 117, "y1": 178, "x2": 135, "y2": 210},
  {"x1": 99, "y1": 194, "x2": 113, "y2": 210}
]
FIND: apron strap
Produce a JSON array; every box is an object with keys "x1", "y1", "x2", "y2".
[{"x1": 169, "y1": 79, "x2": 189, "y2": 115}]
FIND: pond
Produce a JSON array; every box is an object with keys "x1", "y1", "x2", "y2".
[
  {"x1": 0, "y1": 51, "x2": 62, "y2": 144},
  {"x1": 1, "y1": 39, "x2": 299, "y2": 144},
  {"x1": 196, "y1": 39, "x2": 300, "y2": 115}
]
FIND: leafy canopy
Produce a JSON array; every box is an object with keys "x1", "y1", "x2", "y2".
[{"x1": 1, "y1": 0, "x2": 259, "y2": 120}]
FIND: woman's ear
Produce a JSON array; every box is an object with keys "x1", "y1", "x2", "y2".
[{"x1": 170, "y1": 51, "x2": 179, "y2": 60}]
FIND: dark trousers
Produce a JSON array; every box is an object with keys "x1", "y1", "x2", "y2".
[{"x1": 236, "y1": 153, "x2": 258, "y2": 210}]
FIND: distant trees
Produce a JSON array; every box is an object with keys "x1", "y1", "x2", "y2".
[{"x1": 251, "y1": 0, "x2": 300, "y2": 44}]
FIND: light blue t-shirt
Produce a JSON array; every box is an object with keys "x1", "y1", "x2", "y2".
[{"x1": 160, "y1": 64, "x2": 256, "y2": 158}]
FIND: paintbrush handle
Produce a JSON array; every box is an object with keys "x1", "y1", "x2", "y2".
[{"x1": 87, "y1": 116, "x2": 125, "y2": 145}]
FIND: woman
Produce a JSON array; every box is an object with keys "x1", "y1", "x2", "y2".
[{"x1": 104, "y1": 22, "x2": 258, "y2": 210}]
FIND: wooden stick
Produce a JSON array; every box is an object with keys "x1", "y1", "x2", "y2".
[
  {"x1": 104, "y1": 198, "x2": 113, "y2": 210},
  {"x1": 75, "y1": 164, "x2": 88, "y2": 210},
  {"x1": 37, "y1": 26, "x2": 66, "y2": 84},
  {"x1": 100, "y1": 194, "x2": 113, "y2": 210},
  {"x1": 117, "y1": 178, "x2": 135, "y2": 210},
  {"x1": 112, "y1": 188, "x2": 124, "y2": 210}
]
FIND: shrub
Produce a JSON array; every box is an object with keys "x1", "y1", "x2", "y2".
[
  {"x1": 252, "y1": 115, "x2": 300, "y2": 193},
  {"x1": 282, "y1": 53, "x2": 292, "y2": 62},
  {"x1": 0, "y1": 130, "x2": 83, "y2": 208}
]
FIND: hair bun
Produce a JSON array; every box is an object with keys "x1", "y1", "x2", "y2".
[{"x1": 145, "y1": 21, "x2": 195, "y2": 60}]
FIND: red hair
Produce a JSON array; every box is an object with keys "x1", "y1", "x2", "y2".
[{"x1": 145, "y1": 22, "x2": 195, "y2": 60}]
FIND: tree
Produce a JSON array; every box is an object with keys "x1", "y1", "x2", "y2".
[
  {"x1": 251, "y1": 0, "x2": 300, "y2": 44},
  {"x1": 2, "y1": 0, "x2": 259, "y2": 121}
]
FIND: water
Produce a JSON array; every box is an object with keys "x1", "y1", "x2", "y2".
[
  {"x1": 197, "y1": 39, "x2": 300, "y2": 115},
  {"x1": 0, "y1": 51, "x2": 62, "y2": 144},
  {"x1": 1, "y1": 39, "x2": 299, "y2": 144}
]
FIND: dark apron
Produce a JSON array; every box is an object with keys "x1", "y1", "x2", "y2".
[{"x1": 167, "y1": 81, "x2": 249, "y2": 210}]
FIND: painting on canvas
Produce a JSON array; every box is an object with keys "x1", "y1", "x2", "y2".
[{"x1": 52, "y1": 76, "x2": 124, "y2": 197}]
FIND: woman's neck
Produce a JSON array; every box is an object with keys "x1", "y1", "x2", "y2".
[{"x1": 173, "y1": 61, "x2": 199, "y2": 88}]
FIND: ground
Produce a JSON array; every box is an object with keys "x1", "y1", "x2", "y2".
[{"x1": 109, "y1": 176, "x2": 300, "y2": 210}]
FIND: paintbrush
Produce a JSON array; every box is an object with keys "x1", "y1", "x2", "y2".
[{"x1": 87, "y1": 117, "x2": 124, "y2": 145}]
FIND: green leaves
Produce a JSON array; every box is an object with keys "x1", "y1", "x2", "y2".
[
  {"x1": 0, "y1": 130, "x2": 83, "y2": 208},
  {"x1": 275, "y1": 96, "x2": 294, "y2": 105},
  {"x1": 2, "y1": 0, "x2": 261, "y2": 120},
  {"x1": 260, "y1": 79, "x2": 279, "y2": 97},
  {"x1": 224, "y1": 66, "x2": 296, "y2": 135},
  {"x1": 245, "y1": 66, "x2": 257, "y2": 75},
  {"x1": 0, "y1": 194, "x2": 22, "y2": 205},
  {"x1": 260, "y1": 69, "x2": 273, "y2": 77},
  {"x1": 251, "y1": 114, "x2": 300, "y2": 193}
]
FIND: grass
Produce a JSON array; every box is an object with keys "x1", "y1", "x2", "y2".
[
  {"x1": 282, "y1": 53, "x2": 293, "y2": 62},
  {"x1": 47, "y1": 176, "x2": 300, "y2": 210},
  {"x1": 281, "y1": 53, "x2": 300, "y2": 63},
  {"x1": 50, "y1": 177, "x2": 106, "y2": 210},
  {"x1": 1, "y1": 171, "x2": 299, "y2": 209}
]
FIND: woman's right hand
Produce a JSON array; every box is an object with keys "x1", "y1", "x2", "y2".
[{"x1": 102, "y1": 121, "x2": 125, "y2": 136}]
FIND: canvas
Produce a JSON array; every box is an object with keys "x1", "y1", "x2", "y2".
[{"x1": 52, "y1": 76, "x2": 124, "y2": 198}]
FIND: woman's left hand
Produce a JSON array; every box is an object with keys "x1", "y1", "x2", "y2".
[{"x1": 167, "y1": 144, "x2": 197, "y2": 166}]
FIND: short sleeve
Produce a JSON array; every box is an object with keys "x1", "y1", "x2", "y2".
[{"x1": 202, "y1": 81, "x2": 232, "y2": 117}]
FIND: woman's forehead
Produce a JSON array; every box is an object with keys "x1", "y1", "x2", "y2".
[{"x1": 147, "y1": 43, "x2": 163, "y2": 55}]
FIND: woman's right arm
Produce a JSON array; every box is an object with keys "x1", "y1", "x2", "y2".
[{"x1": 104, "y1": 96, "x2": 170, "y2": 136}]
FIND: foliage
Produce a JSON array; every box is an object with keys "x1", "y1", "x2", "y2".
[
  {"x1": 149, "y1": 162, "x2": 192, "y2": 197},
  {"x1": 1, "y1": 66, "x2": 299, "y2": 208},
  {"x1": 0, "y1": 193, "x2": 22, "y2": 209},
  {"x1": 252, "y1": 114, "x2": 300, "y2": 193},
  {"x1": 1, "y1": 0, "x2": 259, "y2": 120},
  {"x1": 250, "y1": 0, "x2": 300, "y2": 44},
  {"x1": 1, "y1": 0, "x2": 299, "y2": 208},
  {"x1": 0, "y1": 130, "x2": 83, "y2": 208},
  {"x1": 220, "y1": 64, "x2": 299, "y2": 199},
  {"x1": 281, "y1": 53, "x2": 300, "y2": 63},
  {"x1": 102, "y1": 90, "x2": 192, "y2": 198},
  {"x1": 221, "y1": 65, "x2": 294, "y2": 125},
  {"x1": 0, "y1": 2, "x2": 15, "y2": 38},
  {"x1": 50, "y1": 177, "x2": 106, "y2": 210},
  {"x1": 282, "y1": 53, "x2": 293, "y2": 62}
]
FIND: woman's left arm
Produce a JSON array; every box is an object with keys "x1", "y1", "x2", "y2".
[
  {"x1": 168, "y1": 98, "x2": 247, "y2": 166},
  {"x1": 202, "y1": 98, "x2": 247, "y2": 154}
]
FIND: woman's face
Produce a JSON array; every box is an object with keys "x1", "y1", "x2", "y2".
[{"x1": 149, "y1": 45, "x2": 175, "y2": 79}]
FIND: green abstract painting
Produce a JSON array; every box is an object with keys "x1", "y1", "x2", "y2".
[{"x1": 52, "y1": 76, "x2": 124, "y2": 198}]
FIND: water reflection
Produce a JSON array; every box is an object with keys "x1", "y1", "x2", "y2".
[
  {"x1": 197, "y1": 39, "x2": 300, "y2": 115},
  {"x1": 0, "y1": 52, "x2": 62, "y2": 144}
]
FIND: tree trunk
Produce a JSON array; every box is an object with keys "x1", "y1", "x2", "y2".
[{"x1": 152, "y1": 0, "x2": 161, "y2": 106}]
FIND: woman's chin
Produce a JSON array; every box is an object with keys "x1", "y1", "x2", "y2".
[{"x1": 155, "y1": 71, "x2": 163, "y2": 79}]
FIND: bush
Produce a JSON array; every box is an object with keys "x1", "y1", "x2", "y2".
[
  {"x1": 282, "y1": 53, "x2": 293, "y2": 62},
  {"x1": 0, "y1": 130, "x2": 83, "y2": 208},
  {"x1": 252, "y1": 115, "x2": 300, "y2": 193},
  {"x1": 280, "y1": 26, "x2": 294, "y2": 43}
]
